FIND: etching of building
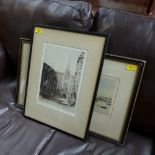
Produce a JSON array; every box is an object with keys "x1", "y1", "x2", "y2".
[
  {"x1": 56, "y1": 52, "x2": 85, "y2": 106},
  {"x1": 63, "y1": 65, "x2": 72, "y2": 98},
  {"x1": 72, "y1": 52, "x2": 85, "y2": 101},
  {"x1": 40, "y1": 52, "x2": 85, "y2": 106},
  {"x1": 40, "y1": 63, "x2": 58, "y2": 98},
  {"x1": 56, "y1": 65, "x2": 74, "y2": 102},
  {"x1": 56, "y1": 72, "x2": 64, "y2": 94}
]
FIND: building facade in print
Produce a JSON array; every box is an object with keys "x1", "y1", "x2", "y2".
[
  {"x1": 72, "y1": 52, "x2": 85, "y2": 100},
  {"x1": 56, "y1": 52, "x2": 85, "y2": 106},
  {"x1": 40, "y1": 52, "x2": 85, "y2": 106},
  {"x1": 56, "y1": 66, "x2": 74, "y2": 101},
  {"x1": 40, "y1": 63, "x2": 58, "y2": 98}
]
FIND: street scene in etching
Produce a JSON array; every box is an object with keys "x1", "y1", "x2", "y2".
[
  {"x1": 39, "y1": 43, "x2": 86, "y2": 114},
  {"x1": 95, "y1": 75, "x2": 119, "y2": 116}
]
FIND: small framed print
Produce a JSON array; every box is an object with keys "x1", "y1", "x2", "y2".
[
  {"x1": 89, "y1": 54, "x2": 146, "y2": 144},
  {"x1": 24, "y1": 26, "x2": 108, "y2": 139},
  {"x1": 16, "y1": 38, "x2": 31, "y2": 108}
]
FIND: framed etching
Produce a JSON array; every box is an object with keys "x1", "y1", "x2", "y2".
[
  {"x1": 24, "y1": 26, "x2": 108, "y2": 139},
  {"x1": 89, "y1": 54, "x2": 146, "y2": 144},
  {"x1": 16, "y1": 38, "x2": 31, "y2": 108}
]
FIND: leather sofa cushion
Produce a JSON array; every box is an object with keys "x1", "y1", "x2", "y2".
[
  {"x1": 0, "y1": 0, "x2": 92, "y2": 69},
  {"x1": 0, "y1": 76, "x2": 55, "y2": 155},
  {"x1": 0, "y1": 109, "x2": 54, "y2": 155},
  {"x1": 40, "y1": 131, "x2": 154, "y2": 155},
  {"x1": 0, "y1": 76, "x2": 154, "y2": 155},
  {"x1": 92, "y1": 7, "x2": 155, "y2": 135}
]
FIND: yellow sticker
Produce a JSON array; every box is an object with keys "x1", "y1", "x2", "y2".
[
  {"x1": 35, "y1": 27, "x2": 43, "y2": 33},
  {"x1": 126, "y1": 64, "x2": 138, "y2": 71}
]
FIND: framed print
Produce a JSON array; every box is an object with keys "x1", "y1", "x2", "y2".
[
  {"x1": 89, "y1": 54, "x2": 146, "y2": 144},
  {"x1": 24, "y1": 26, "x2": 108, "y2": 139},
  {"x1": 16, "y1": 38, "x2": 31, "y2": 108}
]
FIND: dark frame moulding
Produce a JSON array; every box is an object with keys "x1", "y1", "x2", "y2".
[
  {"x1": 22, "y1": 24, "x2": 109, "y2": 140},
  {"x1": 89, "y1": 53, "x2": 146, "y2": 145},
  {"x1": 16, "y1": 38, "x2": 32, "y2": 109},
  {"x1": 15, "y1": 35, "x2": 145, "y2": 145}
]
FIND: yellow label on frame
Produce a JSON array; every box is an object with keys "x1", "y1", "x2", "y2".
[
  {"x1": 126, "y1": 64, "x2": 138, "y2": 71},
  {"x1": 35, "y1": 27, "x2": 43, "y2": 33}
]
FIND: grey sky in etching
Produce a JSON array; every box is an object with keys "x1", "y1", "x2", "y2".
[
  {"x1": 97, "y1": 76, "x2": 118, "y2": 98},
  {"x1": 44, "y1": 43, "x2": 86, "y2": 75}
]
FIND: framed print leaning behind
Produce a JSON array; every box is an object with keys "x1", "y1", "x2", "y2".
[
  {"x1": 24, "y1": 26, "x2": 108, "y2": 139},
  {"x1": 89, "y1": 54, "x2": 146, "y2": 144},
  {"x1": 16, "y1": 38, "x2": 31, "y2": 108}
]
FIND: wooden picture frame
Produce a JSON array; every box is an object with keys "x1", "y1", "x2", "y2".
[
  {"x1": 16, "y1": 38, "x2": 31, "y2": 108},
  {"x1": 24, "y1": 26, "x2": 108, "y2": 139},
  {"x1": 89, "y1": 54, "x2": 146, "y2": 144}
]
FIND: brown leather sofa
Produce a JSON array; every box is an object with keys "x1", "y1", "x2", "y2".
[
  {"x1": 89, "y1": 0, "x2": 153, "y2": 14},
  {"x1": 0, "y1": 0, "x2": 154, "y2": 154},
  {"x1": 151, "y1": 0, "x2": 155, "y2": 16}
]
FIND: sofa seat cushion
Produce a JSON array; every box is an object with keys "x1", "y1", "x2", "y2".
[
  {"x1": 0, "y1": 77, "x2": 55, "y2": 155},
  {"x1": 1, "y1": 76, "x2": 153, "y2": 155},
  {"x1": 40, "y1": 130, "x2": 154, "y2": 155},
  {"x1": 92, "y1": 7, "x2": 155, "y2": 136},
  {"x1": 0, "y1": 0, "x2": 92, "y2": 69}
]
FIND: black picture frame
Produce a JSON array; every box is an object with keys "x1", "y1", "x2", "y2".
[
  {"x1": 16, "y1": 38, "x2": 31, "y2": 109},
  {"x1": 89, "y1": 53, "x2": 146, "y2": 145},
  {"x1": 24, "y1": 25, "x2": 108, "y2": 139}
]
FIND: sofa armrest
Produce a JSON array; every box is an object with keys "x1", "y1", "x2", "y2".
[{"x1": 0, "y1": 43, "x2": 10, "y2": 81}]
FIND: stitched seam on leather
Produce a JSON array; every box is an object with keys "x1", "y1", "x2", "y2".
[
  {"x1": 50, "y1": 0, "x2": 89, "y2": 27},
  {"x1": 47, "y1": 0, "x2": 89, "y2": 15},
  {"x1": 99, "y1": 7, "x2": 155, "y2": 21},
  {"x1": 45, "y1": 1, "x2": 92, "y2": 30}
]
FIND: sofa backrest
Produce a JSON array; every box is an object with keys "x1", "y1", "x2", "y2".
[
  {"x1": 0, "y1": 0, "x2": 92, "y2": 69},
  {"x1": 89, "y1": 0, "x2": 151, "y2": 15},
  {"x1": 92, "y1": 7, "x2": 155, "y2": 135}
]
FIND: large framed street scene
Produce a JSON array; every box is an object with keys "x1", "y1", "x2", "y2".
[
  {"x1": 40, "y1": 43, "x2": 86, "y2": 115},
  {"x1": 24, "y1": 26, "x2": 107, "y2": 139}
]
